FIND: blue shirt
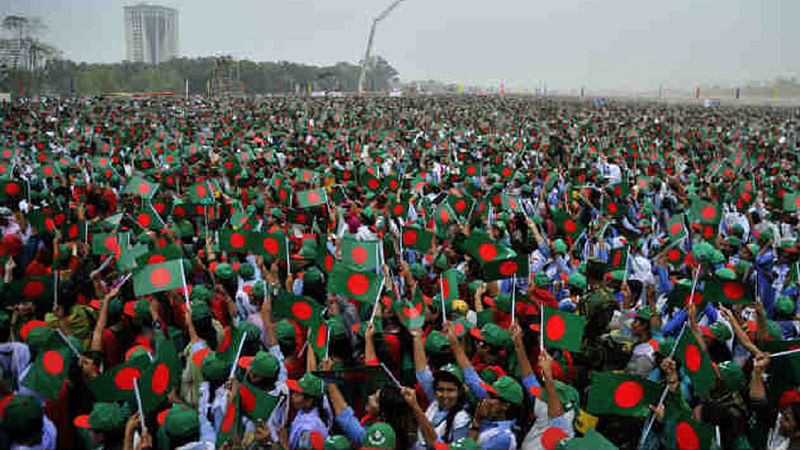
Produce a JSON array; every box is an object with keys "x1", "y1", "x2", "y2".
[{"x1": 290, "y1": 408, "x2": 328, "y2": 449}]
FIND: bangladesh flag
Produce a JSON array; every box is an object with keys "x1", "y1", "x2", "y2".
[
  {"x1": 220, "y1": 229, "x2": 252, "y2": 253},
  {"x1": 327, "y1": 265, "x2": 384, "y2": 304},
  {"x1": 501, "y1": 195, "x2": 523, "y2": 213},
  {"x1": 448, "y1": 196, "x2": 474, "y2": 220},
  {"x1": 21, "y1": 344, "x2": 72, "y2": 400},
  {"x1": 188, "y1": 182, "x2": 215, "y2": 204},
  {"x1": 663, "y1": 415, "x2": 713, "y2": 450},
  {"x1": 133, "y1": 208, "x2": 164, "y2": 231},
  {"x1": 586, "y1": 372, "x2": 661, "y2": 417},
  {"x1": 309, "y1": 320, "x2": 331, "y2": 361},
  {"x1": 5, "y1": 276, "x2": 54, "y2": 308},
  {"x1": 558, "y1": 428, "x2": 617, "y2": 450},
  {"x1": 784, "y1": 192, "x2": 800, "y2": 212},
  {"x1": 0, "y1": 179, "x2": 25, "y2": 199},
  {"x1": 542, "y1": 305, "x2": 585, "y2": 352},
  {"x1": 62, "y1": 222, "x2": 87, "y2": 242},
  {"x1": 434, "y1": 201, "x2": 459, "y2": 235},
  {"x1": 133, "y1": 260, "x2": 185, "y2": 297},
  {"x1": 691, "y1": 200, "x2": 722, "y2": 225},
  {"x1": 461, "y1": 163, "x2": 482, "y2": 178},
  {"x1": 295, "y1": 168, "x2": 320, "y2": 184},
  {"x1": 250, "y1": 229, "x2": 287, "y2": 260},
  {"x1": 401, "y1": 225, "x2": 434, "y2": 254},
  {"x1": 87, "y1": 355, "x2": 151, "y2": 403},
  {"x1": 297, "y1": 188, "x2": 327, "y2": 208},
  {"x1": 758, "y1": 340, "x2": 800, "y2": 404},
  {"x1": 92, "y1": 233, "x2": 125, "y2": 255},
  {"x1": 393, "y1": 288, "x2": 425, "y2": 330},
  {"x1": 667, "y1": 280, "x2": 706, "y2": 310},
  {"x1": 461, "y1": 234, "x2": 516, "y2": 264},
  {"x1": 388, "y1": 199, "x2": 409, "y2": 218},
  {"x1": 608, "y1": 246, "x2": 628, "y2": 270},
  {"x1": 439, "y1": 269, "x2": 461, "y2": 302},
  {"x1": 666, "y1": 247, "x2": 687, "y2": 267},
  {"x1": 675, "y1": 329, "x2": 715, "y2": 397},
  {"x1": 341, "y1": 237, "x2": 382, "y2": 271},
  {"x1": 552, "y1": 210, "x2": 585, "y2": 241},
  {"x1": 274, "y1": 291, "x2": 324, "y2": 328},
  {"x1": 608, "y1": 182, "x2": 631, "y2": 198},
  {"x1": 316, "y1": 244, "x2": 337, "y2": 274},
  {"x1": 666, "y1": 214, "x2": 687, "y2": 242},
  {"x1": 136, "y1": 244, "x2": 183, "y2": 266},
  {"x1": 216, "y1": 391, "x2": 241, "y2": 448},
  {"x1": 481, "y1": 254, "x2": 530, "y2": 281},
  {"x1": 603, "y1": 198, "x2": 625, "y2": 217},
  {"x1": 139, "y1": 332, "x2": 180, "y2": 413},
  {"x1": 123, "y1": 176, "x2": 158, "y2": 198},
  {"x1": 240, "y1": 378, "x2": 280, "y2": 422},
  {"x1": 704, "y1": 279, "x2": 753, "y2": 304}
]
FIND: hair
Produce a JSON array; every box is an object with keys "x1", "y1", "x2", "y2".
[
  {"x1": 378, "y1": 385, "x2": 411, "y2": 450},
  {"x1": 168, "y1": 429, "x2": 200, "y2": 449},
  {"x1": 10, "y1": 416, "x2": 44, "y2": 446},
  {"x1": 433, "y1": 375, "x2": 468, "y2": 443},
  {"x1": 194, "y1": 317, "x2": 218, "y2": 350}
]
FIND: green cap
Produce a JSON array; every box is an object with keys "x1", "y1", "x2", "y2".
[
  {"x1": 452, "y1": 317, "x2": 474, "y2": 339},
  {"x1": 434, "y1": 363, "x2": 464, "y2": 384},
  {"x1": 274, "y1": 319, "x2": 296, "y2": 343},
  {"x1": 190, "y1": 284, "x2": 212, "y2": 303},
  {"x1": 529, "y1": 379, "x2": 580, "y2": 413},
  {"x1": 714, "y1": 268, "x2": 737, "y2": 281},
  {"x1": 288, "y1": 372, "x2": 324, "y2": 398},
  {"x1": 409, "y1": 263, "x2": 427, "y2": 279},
  {"x1": 629, "y1": 306, "x2": 652, "y2": 322},
  {"x1": 486, "y1": 375, "x2": 523, "y2": 405},
  {"x1": 215, "y1": 263, "x2": 234, "y2": 280},
  {"x1": 298, "y1": 240, "x2": 318, "y2": 259},
  {"x1": 489, "y1": 293, "x2": 512, "y2": 312},
  {"x1": 705, "y1": 321, "x2": 732, "y2": 341},
  {"x1": 775, "y1": 295, "x2": 795, "y2": 317},
  {"x1": 424, "y1": 330, "x2": 451, "y2": 354},
  {"x1": 133, "y1": 299, "x2": 150, "y2": 321},
  {"x1": 83, "y1": 403, "x2": 128, "y2": 431},
  {"x1": 323, "y1": 435, "x2": 351, "y2": 450},
  {"x1": 534, "y1": 272, "x2": 550, "y2": 288},
  {"x1": 201, "y1": 352, "x2": 228, "y2": 382},
  {"x1": 191, "y1": 301, "x2": 212, "y2": 321},
  {"x1": 362, "y1": 422, "x2": 396, "y2": 449},
  {"x1": 304, "y1": 267, "x2": 322, "y2": 284},
  {"x1": 250, "y1": 350, "x2": 279, "y2": 378},
  {"x1": 553, "y1": 239, "x2": 567, "y2": 254},
  {"x1": 718, "y1": 360, "x2": 746, "y2": 391},
  {"x1": 471, "y1": 323, "x2": 511, "y2": 348},
  {"x1": 25, "y1": 323, "x2": 53, "y2": 349},
  {"x1": 449, "y1": 437, "x2": 481, "y2": 450},
  {"x1": 766, "y1": 320, "x2": 783, "y2": 340},
  {"x1": 726, "y1": 236, "x2": 742, "y2": 248},
  {"x1": 238, "y1": 262, "x2": 255, "y2": 280},
  {"x1": 567, "y1": 272, "x2": 587, "y2": 291},
  {"x1": 239, "y1": 322, "x2": 262, "y2": 343},
  {"x1": 434, "y1": 253, "x2": 448, "y2": 270},
  {"x1": 745, "y1": 243, "x2": 760, "y2": 256},
  {"x1": 2, "y1": 395, "x2": 42, "y2": 430},
  {"x1": 252, "y1": 279, "x2": 266, "y2": 299},
  {"x1": 163, "y1": 404, "x2": 200, "y2": 439}
]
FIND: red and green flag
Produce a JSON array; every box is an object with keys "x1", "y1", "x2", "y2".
[
  {"x1": 220, "y1": 229, "x2": 252, "y2": 253},
  {"x1": 133, "y1": 260, "x2": 185, "y2": 297},
  {"x1": 316, "y1": 244, "x2": 337, "y2": 274},
  {"x1": 21, "y1": 344, "x2": 72, "y2": 400},
  {"x1": 388, "y1": 199, "x2": 409, "y2": 218},
  {"x1": 704, "y1": 279, "x2": 753, "y2": 304},
  {"x1": 501, "y1": 195, "x2": 523, "y2": 213},
  {"x1": 663, "y1": 416, "x2": 714, "y2": 450},
  {"x1": 434, "y1": 201, "x2": 459, "y2": 235},
  {"x1": 448, "y1": 196, "x2": 474, "y2": 220},
  {"x1": 188, "y1": 182, "x2": 215, "y2": 204},
  {"x1": 92, "y1": 233, "x2": 123, "y2": 255},
  {"x1": 139, "y1": 332, "x2": 180, "y2": 413},
  {"x1": 274, "y1": 291, "x2": 325, "y2": 328},
  {"x1": 297, "y1": 188, "x2": 328, "y2": 208},
  {"x1": 62, "y1": 222, "x2": 87, "y2": 242},
  {"x1": 216, "y1": 391, "x2": 241, "y2": 448},
  {"x1": 393, "y1": 288, "x2": 425, "y2": 330},
  {"x1": 295, "y1": 168, "x2": 319, "y2": 184},
  {"x1": 461, "y1": 234, "x2": 516, "y2": 264},
  {"x1": 439, "y1": 269, "x2": 461, "y2": 302},
  {"x1": 666, "y1": 214, "x2": 687, "y2": 242},
  {"x1": 667, "y1": 280, "x2": 706, "y2": 310},
  {"x1": 341, "y1": 237, "x2": 382, "y2": 271},
  {"x1": 87, "y1": 355, "x2": 151, "y2": 403},
  {"x1": 0, "y1": 179, "x2": 25, "y2": 199},
  {"x1": 691, "y1": 200, "x2": 722, "y2": 225},
  {"x1": 133, "y1": 208, "x2": 164, "y2": 231},
  {"x1": 250, "y1": 229, "x2": 287, "y2": 260},
  {"x1": 327, "y1": 265, "x2": 384, "y2": 304},
  {"x1": 136, "y1": 244, "x2": 183, "y2": 266},
  {"x1": 461, "y1": 163, "x2": 482, "y2": 178},
  {"x1": 665, "y1": 247, "x2": 687, "y2": 267},
  {"x1": 675, "y1": 328, "x2": 716, "y2": 397},
  {"x1": 552, "y1": 210, "x2": 585, "y2": 241},
  {"x1": 586, "y1": 372, "x2": 661, "y2": 417},
  {"x1": 6, "y1": 276, "x2": 54, "y2": 309},
  {"x1": 123, "y1": 176, "x2": 158, "y2": 198},
  {"x1": 603, "y1": 198, "x2": 626, "y2": 217},
  {"x1": 784, "y1": 192, "x2": 800, "y2": 212},
  {"x1": 240, "y1": 378, "x2": 280, "y2": 422},
  {"x1": 481, "y1": 254, "x2": 530, "y2": 281},
  {"x1": 609, "y1": 246, "x2": 628, "y2": 270},
  {"x1": 401, "y1": 225, "x2": 434, "y2": 254},
  {"x1": 542, "y1": 305, "x2": 585, "y2": 352}
]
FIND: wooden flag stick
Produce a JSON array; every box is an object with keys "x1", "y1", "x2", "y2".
[{"x1": 132, "y1": 378, "x2": 148, "y2": 435}]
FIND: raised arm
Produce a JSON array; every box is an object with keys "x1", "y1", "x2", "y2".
[
  {"x1": 511, "y1": 322, "x2": 533, "y2": 378},
  {"x1": 539, "y1": 350, "x2": 564, "y2": 419}
]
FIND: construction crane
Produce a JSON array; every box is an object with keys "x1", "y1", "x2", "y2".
[{"x1": 357, "y1": 0, "x2": 406, "y2": 94}]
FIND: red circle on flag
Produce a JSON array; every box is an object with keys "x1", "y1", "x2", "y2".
[
  {"x1": 440, "y1": 209, "x2": 451, "y2": 223},
  {"x1": 316, "y1": 323, "x2": 328, "y2": 348},
  {"x1": 43, "y1": 166, "x2": 54, "y2": 176},
  {"x1": 45, "y1": 217, "x2": 56, "y2": 231},
  {"x1": 685, "y1": 292, "x2": 703, "y2": 307},
  {"x1": 195, "y1": 185, "x2": 208, "y2": 198},
  {"x1": 701, "y1": 205, "x2": 717, "y2": 221},
  {"x1": 114, "y1": 367, "x2": 142, "y2": 390},
  {"x1": 324, "y1": 254, "x2": 334, "y2": 271},
  {"x1": 479, "y1": 243, "x2": 498, "y2": 261},
  {"x1": 23, "y1": 281, "x2": 45, "y2": 299},
  {"x1": 148, "y1": 255, "x2": 167, "y2": 264},
  {"x1": 307, "y1": 191, "x2": 320, "y2": 204},
  {"x1": 67, "y1": 224, "x2": 79, "y2": 238},
  {"x1": 540, "y1": 426, "x2": 570, "y2": 450},
  {"x1": 278, "y1": 189, "x2": 288, "y2": 201},
  {"x1": 499, "y1": 261, "x2": 518, "y2": 276},
  {"x1": 368, "y1": 179, "x2": 379, "y2": 189},
  {"x1": 403, "y1": 230, "x2": 418, "y2": 246},
  {"x1": 455, "y1": 199, "x2": 467, "y2": 211},
  {"x1": 137, "y1": 183, "x2": 151, "y2": 195},
  {"x1": 150, "y1": 267, "x2": 172, "y2": 287},
  {"x1": 675, "y1": 422, "x2": 700, "y2": 450},
  {"x1": 612, "y1": 251, "x2": 622, "y2": 267},
  {"x1": 104, "y1": 236, "x2": 118, "y2": 252},
  {"x1": 5, "y1": 183, "x2": 20, "y2": 196},
  {"x1": 151, "y1": 363, "x2": 170, "y2": 394},
  {"x1": 55, "y1": 213, "x2": 66, "y2": 225},
  {"x1": 668, "y1": 249, "x2": 681, "y2": 262},
  {"x1": 564, "y1": 219, "x2": 577, "y2": 233},
  {"x1": 702, "y1": 226, "x2": 714, "y2": 239},
  {"x1": 351, "y1": 246, "x2": 368, "y2": 264},
  {"x1": 403, "y1": 304, "x2": 421, "y2": 319},
  {"x1": 224, "y1": 161, "x2": 233, "y2": 170},
  {"x1": 502, "y1": 168, "x2": 512, "y2": 178},
  {"x1": 137, "y1": 213, "x2": 151, "y2": 227},
  {"x1": 608, "y1": 203, "x2": 618, "y2": 213},
  {"x1": 292, "y1": 302, "x2": 312, "y2": 321},
  {"x1": 684, "y1": 344, "x2": 702, "y2": 372},
  {"x1": 393, "y1": 204, "x2": 404, "y2": 216},
  {"x1": 796, "y1": 196, "x2": 800, "y2": 209},
  {"x1": 670, "y1": 222, "x2": 683, "y2": 235},
  {"x1": 347, "y1": 274, "x2": 369, "y2": 296},
  {"x1": 508, "y1": 198, "x2": 518, "y2": 210},
  {"x1": 722, "y1": 282, "x2": 744, "y2": 300},
  {"x1": 492, "y1": 194, "x2": 501, "y2": 206},
  {"x1": 613, "y1": 381, "x2": 644, "y2": 408},
  {"x1": 221, "y1": 400, "x2": 236, "y2": 432},
  {"x1": 263, "y1": 237, "x2": 279, "y2": 255},
  {"x1": 230, "y1": 233, "x2": 246, "y2": 248},
  {"x1": 546, "y1": 315, "x2": 566, "y2": 341},
  {"x1": 43, "y1": 350, "x2": 64, "y2": 375},
  {"x1": 466, "y1": 166, "x2": 476, "y2": 175},
  {"x1": 241, "y1": 384, "x2": 256, "y2": 412},
  {"x1": 442, "y1": 279, "x2": 451, "y2": 299}
]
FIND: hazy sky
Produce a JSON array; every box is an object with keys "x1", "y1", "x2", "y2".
[{"x1": 4, "y1": 0, "x2": 799, "y2": 91}]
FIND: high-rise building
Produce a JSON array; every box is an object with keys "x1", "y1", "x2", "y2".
[{"x1": 123, "y1": 4, "x2": 179, "y2": 64}]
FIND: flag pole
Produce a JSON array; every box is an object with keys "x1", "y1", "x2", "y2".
[
  {"x1": 179, "y1": 261, "x2": 190, "y2": 305},
  {"x1": 439, "y1": 275, "x2": 446, "y2": 326},
  {"x1": 539, "y1": 306, "x2": 545, "y2": 351},
  {"x1": 228, "y1": 334, "x2": 247, "y2": 380},
  {"x1": 379, "y1": 362, "x2": 403, "y2": 389},
  {"x1": 55, "y1": 328, "x2": 81, "y2": 358},
  {"x1": 511, "y1": 275, "x2": 516, "y2": 325},
  {"x1": 133, "y1": 378, "x2": 148, "y2": 435}
]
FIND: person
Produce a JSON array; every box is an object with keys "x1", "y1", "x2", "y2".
[{"x1": 286, "y1": 372, "x2": 329, "y2": 449}]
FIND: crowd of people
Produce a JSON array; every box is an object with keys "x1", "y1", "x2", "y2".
[{"x1": 0, "y1": 95, "x2": 798, "y2": 449}]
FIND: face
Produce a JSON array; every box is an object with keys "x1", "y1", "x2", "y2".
[
  {"x1": 366, "y1": 389, "x2": 381, "y2": 415},
  {"x1": 780, "y1": 408, "x2": 798, "y2": 437},
  {"x1": 88, "y1": 429, "x2": 103, "y2": 444},
  {"x1": 435, "y1": 380, "x2": 460, "y2": 410},
  {"x1": 632, "y1": 318, "x2": 649, "y2": 338},
  {"x1": 290, "y1": 391, "x2": 312, "y2": 411},
  {"x1": 485, "y1": 396, "x2": 510, "y2": 420}
]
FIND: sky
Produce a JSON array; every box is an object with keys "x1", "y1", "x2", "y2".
[{"x1": 3, "y1": 0, "x2": 799, "y2": 91}]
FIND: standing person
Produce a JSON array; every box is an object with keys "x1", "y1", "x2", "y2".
[{"x1": 286, "y1": 373, "x2": 329, "y2": 449}]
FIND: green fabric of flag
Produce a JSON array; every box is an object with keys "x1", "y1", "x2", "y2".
[
  {"x1": 704, "y1": 279, "x2": 753, "y2": 304},
  {"x1": 136, "y1": 244, "x2": 183, "y2": 266},
  {"x1": 139, "y1": 331, "x2": 181, "y2": 413},
  {"x1": 133, "y1": 260, "x2": 185, "y2": 296},
  {"x1": 666, "y1": 214, "x2": 687, "y2": 242},
  {"x1": 341, "y1": 237, "x2": 381, "y2": 271},
  {"x1": 542, "y1": 305, "x2": 585, "y2": 352},
  {"x1": 216, "y1": 390, "x2": 241, "y2": 448},
  {"x1": 327, "y1": 265, "x2": 384, "y2": 304},
  {"x1": 0, "y1": 179, "x2": 25, "y2": 199},
  {"x1": 273, "y1": 290, "x2": 325, "y2": 328},
  {"x1": 393, "y1": 288, "x2": 425, "y2": 330},
  {"x1": 552, "y1": 210, "x2": 585, "y2": 241},
  {"x1": 123, "y1": 176, "x2": 158, "y2": 198},
  {"x1": 691, "y1": 200, "x2": 722, "y2": 225},
  {"x1": 21, "y1": 343, "x2": 72, "y2": 400},
  {"x1": 133, "y1": 208, "x2": 164, "y2": 231},
  {"x1": 401, "y1": 225, "x2": 433, "y2": 254},
  {"x1": 481, "y1": 254, "x2": 530, "y2": 281},
  {"x1": 557, "y1": 428, "x2": 617, "y2": 450},
  {"x1": 92, "y1": 233, "x2": 123, "y2": 255},
  {"x1": 87, "y1": 355, "x2": 151, "y2": 403},
  {"x1": 297, "y1": 188, "x2": 328, "y2": 208},
  {"x1": 388, "y1": 199, "x2": 409, "y2": 218},
  {"x1": 675, "y1": 328, "x2": 716, "y2": 397},
  {"x1": 4, "y1": 275, "x2": 54, "y2": 308},
  {"x1": 220, "y1": 229, "x2": 252, "y2": 253},
  {"x1": 662, "y1": 415, "x2": 713, "y2": 450},
  {"x1": 188, "y1": 182, "x2": 215, "y2": 204},
  {"x1": 784, "y1": 192, "x2": 800, "y2": 212},
  {"x1": 439, "y1": 269, "x2": 461, "y2": 302},
  {"x1": 667, "y1": 281, "x2": 706, "y2": 310},
  {"x1": 586, "y1": 372, "x2": 661, "y2": 417},
  {"x1": 240, "y1": 378, "x2": 280, "y2": 422},
  {"x1": 501, "y1": 195, "x2": 523, "y2": 213},
  {"x1": 250, "y1": 229, "x2": 287, "y2": 260},
  {"x1": 460, "y1": 234, "x2": 516, "y2": 264},
  {"x1": 448, "y1": 196, "x2": 475, "y2": 220},
  {"x1": 434, "y1": 201, "x2": 459, "y2": 236}
]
